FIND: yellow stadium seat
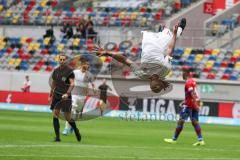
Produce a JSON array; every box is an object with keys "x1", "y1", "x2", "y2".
[
  {"x1": 33, "y1": 10, "x2": 40, "y2": 16},
  {"x1": 57, "y1": 44, "x2": 64, "y2": 51},
  {"x1": 195, "y1": 54, "x2": 203, "y2": 62},
  {"x1": 5, "y1": 10, "x2": 12, "y2": 17},
  {"x1": 233, "y1": 49, "x2": 240, "y2": 57},
  {"x1": 12, "y1": 16, "x2": 19, "y2": 24},
  {"x1": 33, "y1": 43, "x2": 40, "y2": 51},
  {"x1": 140, "y1": 17, "x2": 147, "y2": 27},
  {"x1": 43, "y1": 37, "x2": 51, "y2": 45},
  {"x1": 21, "y1": 37, "x2": 27, "y2": 44},
  {"x1": 15, "y1": 58, "x2": 22, "y2": 66},
  {"x1": 235, "y1": 62, "x2": 240, "y2": 68},
  {"x1": 46, "y1": 16, "x2": 53, "y2": 24},
  {"x1": 212, "y1": 49, "x2": 220, "y2": 55},
  {"x1": 0, "y1": 42, "x2": 6, "y2": 49},
  {"x1": 184, "y1": 48, "x2": 192, "y2": 54},
  {"x1": 8, "y1": 59, "x2": 15, "y2": 65},
  {"x1": 100, "y1": 56, "x2": 106, "y2": 62},
  {"x1": 55, "y1": 55, "x2": 60, "y2": 62},
  {"x1": 0, "y1": 5, "x2": 3, "y2": 12},
  {"x1": 28, "y1": 43, "x2": 34, "y2": 51},
  {"x1": 73, "y1": 38, "x2": 80, "y2": 46},
  {"x1": 119, "y1": 11, "x2": 126, "y2": 19},
  {"x1": 205, "y1": 60, "x2": 214, "y2": 68},
  {"x1": 40, "y1": 0, "x2": 48, "y2": 7},
  {"x1": 0, "y1": 36, "x2": 4, "y2": 42},
  {"x1": 131, "y1": 12, "x2": 138, "y2": 20}
]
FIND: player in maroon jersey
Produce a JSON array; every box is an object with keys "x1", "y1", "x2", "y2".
[{"x1": 164, "y1": 67, "x2": 205, "y2": 146}]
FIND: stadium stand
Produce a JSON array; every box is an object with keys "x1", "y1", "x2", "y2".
[
  {"x1": 0, "y1": 0, "x2": 199, "y2": 27},
  {"x1": 207, "y1": 13, "x2": 240, "y2": 37},
  {"x1": 0, "y1": 34, "x2": 239, "y2": 81}
]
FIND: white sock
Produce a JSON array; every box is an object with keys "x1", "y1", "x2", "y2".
[
  {"x1": 65, "y1": 121, "x2": 70, "y2": 130},
  {"x1": 177, "y1": 27, "x2": 183, "y2": 37}
]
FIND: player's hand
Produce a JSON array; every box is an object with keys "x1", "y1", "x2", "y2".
[
  {"x1": 48, "y1": 96, "x2": 52, "y2": 105},
  {"x1": 92, "y1": 44, "x2": 107, "y2": 57},
  {"x1": 173, "y1": 24, "x2": 178, "y2": 35},
  {"x1": 162, "y1": 81, "x2": 170, "y2": 90},
  {"x1": 62, "y1": 93, "x2": 69, "y2": 99},
  {"x1": 179, "y1": 101, "x2": 184, "y2": 107}
]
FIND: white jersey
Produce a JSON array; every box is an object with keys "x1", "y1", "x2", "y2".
[
  {"x1": 141, "y1": 28, "x2": 173, "y2": 64},
  {"x1": 72, "y1": 69, "x2": 94, "y2": 111},
  {"x1": 130, "y1": 28, "x2": 173, "y2": 80},
  {"x1": 74, "y1": 70, "x2": 87, "y2": 87}
]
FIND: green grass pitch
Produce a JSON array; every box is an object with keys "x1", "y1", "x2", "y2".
[{"x1": 0, "y1": 110, "x2": 240, "y2": 160}]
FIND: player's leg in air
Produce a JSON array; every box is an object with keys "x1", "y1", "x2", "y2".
[{"x1": 191, "y1": 109, "x2": 205, "y2": 146}]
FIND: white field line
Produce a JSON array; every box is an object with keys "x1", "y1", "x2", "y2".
[{"x1": 0, "y1": 144, "x2": 240, "y2": 152}]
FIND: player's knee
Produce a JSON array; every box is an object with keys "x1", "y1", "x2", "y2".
[
  {"x1": 53, "y1": 109, "x2": 60, "y2": 118},
  {"x1": 178, "y1": 119, "x2": 185, "y2": 125},
  {"x1": 64, "y1": 112, "x2": 71, "y2": 121},
  {"x1": 191, "y1": 119, "x2": 198, "y2": 126}
]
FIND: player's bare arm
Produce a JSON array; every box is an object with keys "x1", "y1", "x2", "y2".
[
  {"x1": 62, "y1": 78, "x2": 75, "y2": 99},
  {"x1": 93, "y1": 45, "x2": 133, "y2": 67},
  {"x1": 166, "y1": 24, "x2": 178, "y2": 57}
]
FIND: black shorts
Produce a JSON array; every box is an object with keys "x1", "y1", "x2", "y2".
[
  {"x1": 50, "y1": 93, "x2": 72, "y2": 112},
  {"x1": 100, "y1": 95, "x2": 107, "y2": 104}
]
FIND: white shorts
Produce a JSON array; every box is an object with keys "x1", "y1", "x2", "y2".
[{"x1": 72, "y1": 95, "x2": 86, "y2": 112}]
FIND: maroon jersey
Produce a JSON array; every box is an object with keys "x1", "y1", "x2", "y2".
[{"x1": 184, "y1": 78, "x2": 199, "y2": 109}]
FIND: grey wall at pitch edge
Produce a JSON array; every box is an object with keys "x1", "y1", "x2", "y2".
[{"x1": 0, "y1": 70, "x2": 239, "y2": 102}]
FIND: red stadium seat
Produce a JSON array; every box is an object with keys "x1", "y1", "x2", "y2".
[
  {"x1": 87, "y1": 7, "x2": 93, "y2": 12},
  {"x1": 105, "y1": 57, "x2": 112, "y2": 63},
  {"x1": 41, "y1": 49, "x2": 48, "y2": 55},
  {"x1": 154, "y1": 12, "x2": 162, "y2": 20},
  {"x1": 17, "y1": 48, "x2": 24, "y2": 55},
  {"x1": 70, "y1": 6, "x2": 76, "y2": 13},
  {"x1": 221, "y1": 61, "x2": 228, "y2": 68},
  {"x1": 46, "y1": 65, "x2": 53, "y2": 72},
  {"x1": 51, "y1": 0, "x2": 58, "y2": 7},
  {"x1": 33, "y1": 64, "x2": 41, "y2": 71},
  {"x1": 204, "y1": 49, "x2": 212, "y2": 55},
  {"x1": 207, "y1": 72, "x2": 216, "y2": 79},
  {"x1": 140, "y1": 7, "x2": 146, "y2": 13},
  {"x1": 230, "y1": 56, "x2": 238, "y2": 63},
  {"x1": 38, "y1": 60, "x2": 45, "y2": 66},
  {"x1": 203, "y1": 67, "x2": 212, "y2": 72},
  {"x1": 6, "y1": 47, "x2": 13, "y2": 54},
  {"x1": 26, "y1": 38, "x2": 33, "y2": 44},
  {"x1": 221, "y1": 73, "x2": 230, "y2": 80},
  {"x1": 54, "y1": 10, "x2": 62, "y2": 16}
]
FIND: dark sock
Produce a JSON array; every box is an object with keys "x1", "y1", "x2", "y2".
[
  {"x1": 68, "y1": 120, "x2": 78, "y2": 132},
  {"x1": 53, "y1": 117, "x2": 60, "y2": 139},
  {"x1": 193, "y1": 123, "x2": 203, "y2": 141},
  {"x1": 173, "y1": 124, "x2": 183, "y2": 140},
  {"x1": 68, "y1": 120, "x2": 81, "y2": 141}
]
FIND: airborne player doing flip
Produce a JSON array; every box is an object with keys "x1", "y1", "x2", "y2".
[{"x1": 93, "y1": 18, "x2": 186, "y2": 94}]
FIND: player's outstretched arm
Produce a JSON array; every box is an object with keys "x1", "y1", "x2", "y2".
[{"x1": 92, "y1": 45, "x2": 133, "y2": 67}]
